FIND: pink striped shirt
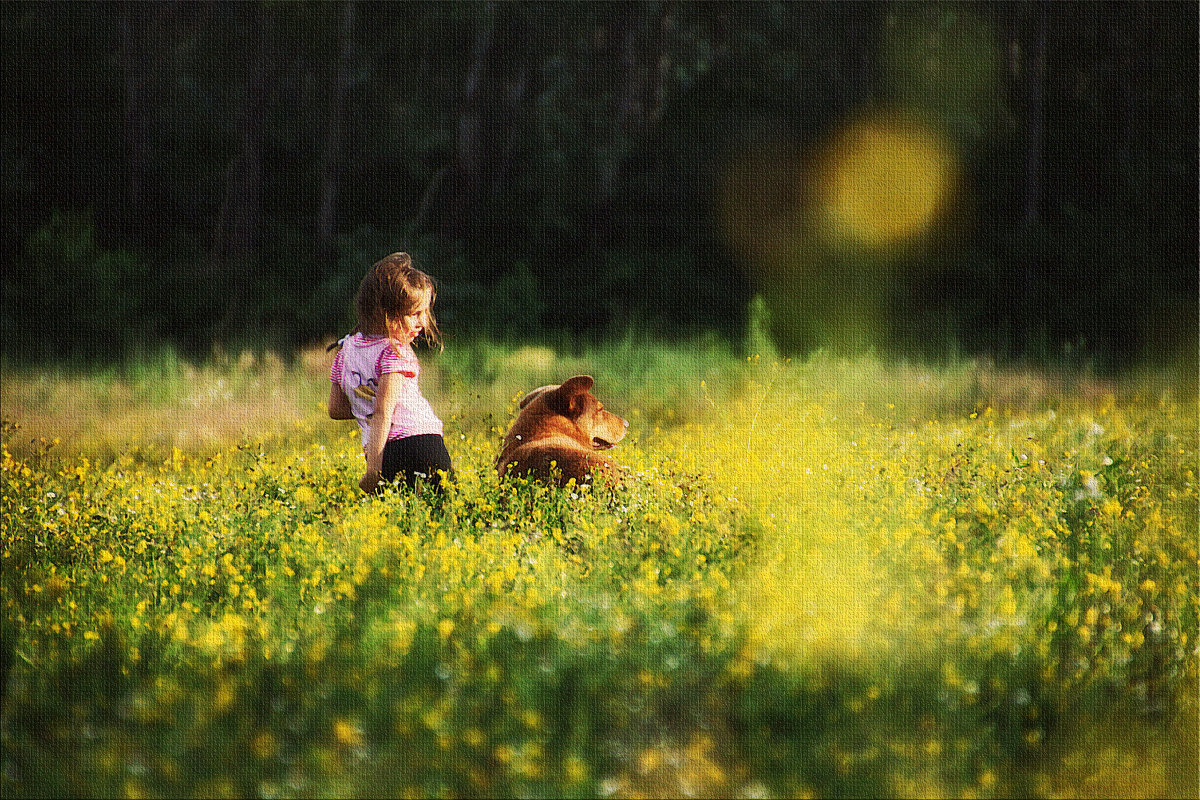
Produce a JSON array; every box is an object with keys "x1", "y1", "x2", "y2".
[{"x1": 330, "y1": 334, "x2": 443, "y2": 451}]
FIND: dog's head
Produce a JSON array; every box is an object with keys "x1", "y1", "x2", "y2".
[{"x1": 518, "y1": 375, "x2": 628, "y2": 450}]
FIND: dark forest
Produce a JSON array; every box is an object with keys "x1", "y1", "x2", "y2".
[{"x1": 2, "y1": 1, "x2": 1196, "y2": 370}]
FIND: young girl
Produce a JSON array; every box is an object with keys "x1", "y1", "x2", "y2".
[{"x1": 328, "y1": 252, "x2": 453, "y2": 493}]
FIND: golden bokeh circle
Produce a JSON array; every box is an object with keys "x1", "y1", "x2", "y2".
[{"x1": 817, "y1": 116, "x2": 955, "y2": 249}]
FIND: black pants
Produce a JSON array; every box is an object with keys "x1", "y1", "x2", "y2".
[{"x1": 381, "y1": 434, "x2": 454, "y2": 491}]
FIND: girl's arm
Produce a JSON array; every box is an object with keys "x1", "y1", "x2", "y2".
[
  {"x1": 328, "y1": 382, "x2": 354, "y2": 419},
  {"x1": 360, "y1": 371, "x2": 403, "y2": 492}
]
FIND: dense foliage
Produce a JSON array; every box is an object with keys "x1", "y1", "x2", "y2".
[
  {"x1": 2, "y1": 341, "x2": 1196, "y2": 797},
  {"x1": 2, "y1": 2, "x2": 1196, "y2": 366}
]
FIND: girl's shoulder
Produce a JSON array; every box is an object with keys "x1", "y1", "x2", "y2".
[
  {"x1": 381, "y1": 340, "x2": 419, "y2": 375},
  {"x1": 349, "y1": 332, "x2": 388, "y2": 349}
]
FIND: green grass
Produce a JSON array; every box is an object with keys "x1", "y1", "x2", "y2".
[{"x1": 2, "y1": 338, "x2": 1197, "y2": 798}]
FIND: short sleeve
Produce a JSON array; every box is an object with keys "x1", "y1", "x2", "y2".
[
  {"x1": 330, "y1": 347, "x2": 345, "y2": 383},
  {"x1": 378, "y1": 343, "x2": 418, "y2": 378}
]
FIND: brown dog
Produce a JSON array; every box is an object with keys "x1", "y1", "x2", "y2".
[{"x1": 496, "y1": 375, "x2": 629, "y2": 487}]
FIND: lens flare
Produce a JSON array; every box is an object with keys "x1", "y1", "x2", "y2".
[
  {"x1": 816, "y1": 116, "x2": 955, "y2": 249},
  {"x1": 717, "y1": 115, "x2": 961, "y2": 353}
]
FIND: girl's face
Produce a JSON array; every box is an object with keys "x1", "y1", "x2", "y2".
[{"x1": 389, "y1": 297, "x2": 431, "y2": 343}]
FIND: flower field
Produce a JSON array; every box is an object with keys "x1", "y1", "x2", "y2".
[{"x1": 2, "y1": 343, "x2": 1196, "y2": 798}]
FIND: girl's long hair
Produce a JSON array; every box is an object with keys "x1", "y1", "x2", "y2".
[{"x1": 354, "y1": 252, "x2": 442, "y2": 351}]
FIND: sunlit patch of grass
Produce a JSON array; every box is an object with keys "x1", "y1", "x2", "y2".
[
  {"x1": 0, "y1": 347, "x2": 334, "y2": 464},
  {"x1": 2, "y1": 341, "x2": 1196, "y2": 797}
]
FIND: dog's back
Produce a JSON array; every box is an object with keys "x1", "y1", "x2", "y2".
[{"x1": 497, "y1": 376, "x2": 627, "y2": 487}]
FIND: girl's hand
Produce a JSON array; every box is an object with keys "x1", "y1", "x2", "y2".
[{"x1": 359, "y1": 468, "x2": 382, "y2": 493}]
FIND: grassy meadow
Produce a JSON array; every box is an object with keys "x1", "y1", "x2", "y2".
[{"x1": 1, "y1": 337, "x2": 1197, "y2": 798}]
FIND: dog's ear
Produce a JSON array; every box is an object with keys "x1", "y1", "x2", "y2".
[
  {"x1": 560, "y1": 375, "x2": 594, "y2": 395},
  {"x1": 519, "y1": 385, "x2": 558, "y2": 409},
  {"x1": 545, "y1": 375, "x2": 595, "y2": 417}
]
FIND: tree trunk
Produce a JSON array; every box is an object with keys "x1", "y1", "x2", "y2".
[
  {"x1": 316, "y1": 1, "x2": 356, "y2": 266},
  {"x1": 1022, "y1": 0, "x2": 1048, "y2": 353},
  {"x1": 211, "y1": 2, "x2": 275, "y2": 325},
  {"x1": 440, "y1": 4, "x2": 532, "y2": 248},
  {"x1": 440, "y1": 6, "x2": 495, "y2": 239},
  {"x1": 591, "y1": 3, "x2": 674, "y2": 249},
  {"x1": 647, "y1": 5, "x2": 673, "y2": 129},
  {"x1": 1023, "y1": 0, "x2": 1047, "y2": 226},
  {"x1": 490, "y1": 59, "x2": 529, "y2": 197},
  {"x1": 120, "y1": 5, "x2": 149, "y2": 237},
  {"x1": 120, "y1": 2, "x2": 177, "y2": 246},
  {"x1": 834, "y1": 3, "x2": 876, "y2": 114}
]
